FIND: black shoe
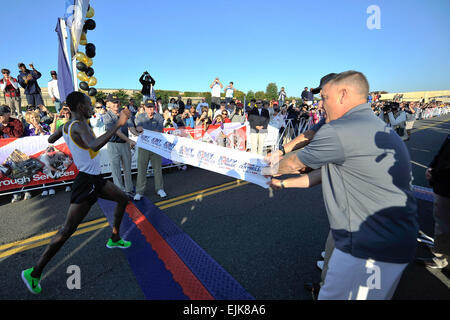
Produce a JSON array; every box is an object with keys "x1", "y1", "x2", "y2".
[
  {"x1": 415, "y1": 257, "x2": 448, "y2": 269},
  {"x1": 304, "y1": 282, "x2": 321, "y2": 300}
]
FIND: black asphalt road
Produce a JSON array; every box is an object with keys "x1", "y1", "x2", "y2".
[{"x1": 1, "y1": 114, "x2": 449, "y2": 300}]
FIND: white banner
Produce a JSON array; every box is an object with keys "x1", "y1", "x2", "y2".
[{"x1": 137, "y1": 130, "x2": 271, "y2": 189}]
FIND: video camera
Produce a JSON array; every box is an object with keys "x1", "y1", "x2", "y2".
[{"x1": 382, "y1": 102, "x2": 400, "y2": 114}]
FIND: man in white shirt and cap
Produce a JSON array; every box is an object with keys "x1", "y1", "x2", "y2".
[{"x1": 48, "y1": 71, "x2": 61, "y2": 113}]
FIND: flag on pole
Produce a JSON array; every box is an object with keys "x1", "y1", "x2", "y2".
[
  {"x1": 150, "y1": 84, "x2": 157, "y2": 102},
  {"x1": 55, "y1": 18, "x2": 74, "y2": 102}
]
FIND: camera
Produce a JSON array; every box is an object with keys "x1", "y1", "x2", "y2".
[{"x1": 382, "y1": 102, "x2": 400, "y2": 114}]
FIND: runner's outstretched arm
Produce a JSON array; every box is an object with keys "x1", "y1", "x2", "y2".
[
  {"x1": 77, "y1": 109, "x2": 131, "y2": 152},
  {"x1": 48, "y1": 125, "x2": 63, "y2": 144}
]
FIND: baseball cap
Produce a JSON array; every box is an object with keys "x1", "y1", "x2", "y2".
[
  {"x1": 18, "y1": 62, "x2": 26, "y2": 68},
  {"x1": 144, "y1": 99, "x2": 155, "y2": 107},
  {"x1": 0, "y1": 105, "x2": 11, "y2": 115},
  {"x1": 106, "y1": 94, "x2": 120, "y2": 103},
  {"x1": 50, "y1": 70, "x2": 57, "y2": 75},
  {"x1": 311, "y1": 73, "x2": 338, "y2": 94}
]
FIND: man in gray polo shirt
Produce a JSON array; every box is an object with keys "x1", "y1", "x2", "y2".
[
  {"x1": 133, "y1": 100, "x2": 167, "y2": 200},
  {"x1": 266, "y1": 71, "x2": 418, "y2": 300},
  {"x1": 103, "y1": 94, "x2": 136, "y2": 198}
]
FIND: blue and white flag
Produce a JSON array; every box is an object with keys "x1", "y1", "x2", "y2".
[
  {"x1": 55, "y1": 18, "x2": 74, "y2": 102},
  {"x1": 150, "y1": 84, "x2": 157, "y2": 102}
]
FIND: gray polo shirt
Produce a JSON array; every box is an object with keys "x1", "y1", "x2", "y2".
[
  {"x1": 135, "y1": 112, "x2": 164, "y2": 132},
  {"x1": 103, "y1": 110, "x2": 133, "y2": 143},
  {"x1": 297, "y1": 103, "x2": 418, "y2": 263}
]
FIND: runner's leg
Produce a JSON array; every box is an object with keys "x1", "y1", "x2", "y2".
[
  {"x1": 98, "y1": 180, "x2": 129, "y2": 242},
  {"x1": 31, "y1": 201, "x2": 93, "y2": 278}
]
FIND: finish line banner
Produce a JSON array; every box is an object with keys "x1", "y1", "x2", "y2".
[{"x1": 137, "y1": 130, "x2": 270, "y2": 189}]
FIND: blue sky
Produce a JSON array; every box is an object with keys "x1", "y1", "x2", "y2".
[{"x1": 1, "y1": 0, "x2": 449, "y2": 97}]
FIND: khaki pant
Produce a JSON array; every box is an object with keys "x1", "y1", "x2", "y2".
[
  {"x1": 106, "y1": 142, "x2": 133, "y2": 193},
  {"x1": 318, "y1": 249, "x2": 407, "y2": 300},
  {"x1": 250, "y1": 132, "x2": 267, "y2": 155},
  {"x1": 136, "y1": 147, "x2": 164, "y2": 195},
  {"x1": 5, "y1": 96, "x2": 21, "y2": 116}
]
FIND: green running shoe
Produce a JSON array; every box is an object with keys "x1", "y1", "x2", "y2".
[
  {"x1": 106, "y1": 238, "x2": 132, "y2": 249},
  {"x1": 21, "y1": 268, "x2": 42, "y2": 294}
]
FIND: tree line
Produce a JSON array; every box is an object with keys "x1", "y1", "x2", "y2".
[{"x1": 95, "y1": 82, "x2": 302, "y2": 106}]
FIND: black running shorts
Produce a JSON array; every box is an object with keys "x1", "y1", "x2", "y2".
[{"x1": 70, "y1": 172, "x2": 107, "y2": 205}]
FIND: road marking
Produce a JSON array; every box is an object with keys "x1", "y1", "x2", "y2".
[
  {"x1": 414, "y1": 118, "x2": 450, "y2": 132},
  {"x1": 0, "y1": 181, "x2": 249, "y2": 258},
  {"x1": 155, "y1": 180, "x2": 243, "y2": 206},
  {"x1": 411, "y1": 161, "x2": 428, "y2": 169},
  {"x1": 159, "y1": 181, "x2": 249, "y2": 210},
  {"x1": 0, "y1": 222, "x2": 110, "y2": 259},
  {"x1": 0, "y1": 217, "x2": 108, "y2": 252}
]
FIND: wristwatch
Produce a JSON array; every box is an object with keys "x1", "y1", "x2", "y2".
[{"x1": 280, "y1": 145, "x2": 286, "y2": 156}]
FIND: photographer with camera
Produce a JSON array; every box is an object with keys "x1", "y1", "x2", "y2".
[
  {"x1": 380, "y1": 101, "x2": 408, "y2": 141},
  {"x1": 139, "y1": 71, "x2": 156, "y2": 102},
  {"x1": 17, "y1": 63, "x2": 44, "y2": 106},
  {"x1": 405, "y1": 102, "x2": 417, "y2": 140},
  {"x1": 163, "y1": 108, "x2": 177, "y2": 129},
  {"x1": 210, "y1": 77, "x2": 223, "y2": 112}
]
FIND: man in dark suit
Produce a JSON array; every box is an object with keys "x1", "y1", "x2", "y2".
[{"x1": 248, "y1": 100, "x2": 270, "y2": 155}]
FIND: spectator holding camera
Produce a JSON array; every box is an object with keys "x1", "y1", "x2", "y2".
[
  {"x1": 24, "y1": 111, "x2": 50, "y2": 136},
  {"x1": 139, "y1": 71, "x2": 156, "y2": 102},
  {"x1": 180, "y1": 109, "x2": 195, "y2": 128},
  {"x1": 405, "y1": 102, "x2": 417, "y2": 140},
  {"x1": 195, "y1": 108, "x2": 210, "y2": 127},
  {"x1": 17, "y1": 63, "x2": 44, "y2": 106},
  {"x1": 278, "y1": 87, "x2": 287, "y2": 107},
  {"x1": 163, "y1": 108, "x2": 178, "y2": 129},
  {"x1": 210, "y1": 77, "x2": 223, "y2": 112},
  {"x1": 224, "y1": 82, "x2": 235, "y2": 105},
  {"x1": 36, "y1": 104, "x2": 54, "y2": 126},
  {"x1": 51, "y1": 106, "x2": 72, "y2": 133},
  {"x1": 1, "y1": 68, "x2": 21, "y2": 117},
  {"x1": 0, "y1": 105, "x2": 24, "y2": 138},
  {"x1": 386, "y1": 102, "x2": 408, "y2": 141}
]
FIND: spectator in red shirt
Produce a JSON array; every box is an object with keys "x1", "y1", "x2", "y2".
[
  {"x1": 0, "y1": 105, "x2": 24, "y2": 138},
  {"x1": 0, "y1": 69, "x2": 22, "y2": 117}
]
